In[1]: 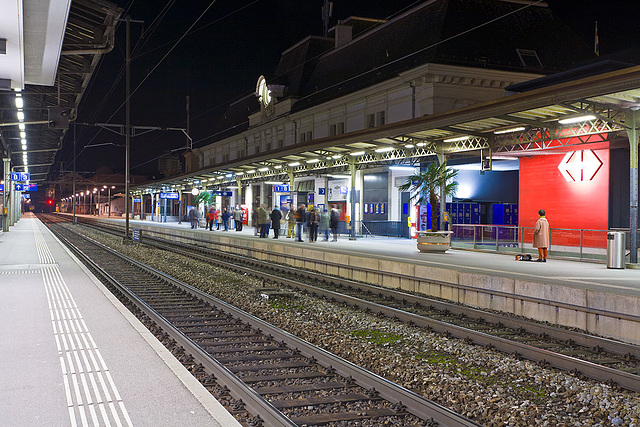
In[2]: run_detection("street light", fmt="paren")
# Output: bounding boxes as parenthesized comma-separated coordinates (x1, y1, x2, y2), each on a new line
(103, 185, 115, 217)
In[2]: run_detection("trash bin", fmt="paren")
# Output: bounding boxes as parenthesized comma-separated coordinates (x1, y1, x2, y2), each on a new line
(607, 231, 626, 269)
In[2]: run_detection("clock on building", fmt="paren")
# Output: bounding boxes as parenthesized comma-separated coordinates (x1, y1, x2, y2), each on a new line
(256, 75, 272, 107)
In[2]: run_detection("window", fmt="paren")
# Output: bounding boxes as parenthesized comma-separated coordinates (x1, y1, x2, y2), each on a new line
(301, 131, 313, 142)
(367, 113, 375, 128)
(330, 122, 345, 136)
(377, 111, 386, 126)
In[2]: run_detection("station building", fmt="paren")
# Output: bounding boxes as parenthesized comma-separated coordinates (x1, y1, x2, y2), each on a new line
(129, 0, 640, 261)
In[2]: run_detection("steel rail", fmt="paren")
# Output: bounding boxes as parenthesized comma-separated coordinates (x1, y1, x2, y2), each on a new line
(82, 216, 640, 325)
(46, 217, 479, 427)
(92, 222, 639, 394)
(46, 222, 296, 427)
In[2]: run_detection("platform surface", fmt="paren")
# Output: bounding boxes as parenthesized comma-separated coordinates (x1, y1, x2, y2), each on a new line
(0, 214, 241, 427)
(102, 215, 640, 298)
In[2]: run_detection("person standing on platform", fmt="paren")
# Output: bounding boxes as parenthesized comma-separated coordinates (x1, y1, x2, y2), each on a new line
(258, 204, 270, 238)
(233, 206, 243, 231)
(330, 208, 339, 242)
(286, 207, 296, 239)
(533, 209, 550, 262)
(252, 209, 259, 236)
(214, 208, 220, 230)
(208, 206, 216, 230)
(189, 207, 198, 229)
(320, 209, 330, 241)
(221, 208, 230, 231)
(270, 206, 282, 239)
(295, 204, 306, 242)
(308, 206, 319, 242)
(204, 205, 211, 230)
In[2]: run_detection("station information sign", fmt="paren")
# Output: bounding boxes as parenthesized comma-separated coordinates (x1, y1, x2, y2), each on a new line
(22, 194, 31, 199)
(11, 172, 31, 182)
(273, 184, 290, 193)
(133, 198, 142, 203)
(14, 183, 37, 191)
(159, 192, 179, 199)
(214, 191, 232, 197)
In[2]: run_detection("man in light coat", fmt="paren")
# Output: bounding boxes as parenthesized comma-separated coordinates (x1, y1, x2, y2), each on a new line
(533, 209, 550, 262)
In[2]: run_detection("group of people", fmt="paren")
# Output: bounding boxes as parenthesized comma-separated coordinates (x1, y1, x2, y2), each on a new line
(188, 206, 245, 231)
(249, 204, 340, 242)
(189, 204, 340, 242)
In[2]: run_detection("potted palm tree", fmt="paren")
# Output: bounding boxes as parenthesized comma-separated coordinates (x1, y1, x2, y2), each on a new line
(398, 161, 458, 252)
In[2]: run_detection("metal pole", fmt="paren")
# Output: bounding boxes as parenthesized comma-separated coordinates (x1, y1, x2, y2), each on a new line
(124, 15, 131, 240)
(72, 127, 76, 224)
(349, 159, 356, 240)
(629, 109, 639, 264)
(2, 158, 9, 232)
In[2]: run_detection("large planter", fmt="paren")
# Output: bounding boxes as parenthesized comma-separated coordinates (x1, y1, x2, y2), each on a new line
(416, 231, 453, 253)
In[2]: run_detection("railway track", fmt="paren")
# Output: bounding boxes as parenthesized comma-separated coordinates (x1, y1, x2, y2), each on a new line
(42, 215, 478, 426)
(61, 214, 640, 394)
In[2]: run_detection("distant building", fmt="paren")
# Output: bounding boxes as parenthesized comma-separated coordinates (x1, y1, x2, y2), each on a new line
(158, 152, 183, 178)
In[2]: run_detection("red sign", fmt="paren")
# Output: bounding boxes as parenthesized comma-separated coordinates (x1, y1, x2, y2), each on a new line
(557, 149, 603, 182)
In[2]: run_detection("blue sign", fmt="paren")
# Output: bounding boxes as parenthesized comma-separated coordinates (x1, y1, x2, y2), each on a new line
(286, 198, 293, 203)
(11, 172, 30, 182)
(159, 192, 179, 199)
(214, 191, 232, 197)
(132, 229, 141, 242)
(14, 183, 37, 191)
(133, 198, 142, 203)
(340, 186, 348, 194)
(0, 184, 3, 191)
(22, 194, 30, 199)
(273, 184, 290, 193)
(318, 188, 325, 195)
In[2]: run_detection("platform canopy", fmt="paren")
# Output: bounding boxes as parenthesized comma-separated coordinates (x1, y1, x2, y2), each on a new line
(0, 0, 122, 183)
(133, 64, 640, 192)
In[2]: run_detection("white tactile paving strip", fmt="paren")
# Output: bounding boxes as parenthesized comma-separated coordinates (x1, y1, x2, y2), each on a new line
(34, 223, 134, 427)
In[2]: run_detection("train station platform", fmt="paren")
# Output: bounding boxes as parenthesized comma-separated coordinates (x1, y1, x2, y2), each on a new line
(0, 213, 241, 427)
(86, 214, 640, 346)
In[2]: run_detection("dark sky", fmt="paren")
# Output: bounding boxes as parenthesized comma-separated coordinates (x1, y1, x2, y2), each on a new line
(58, 0, 640, 178)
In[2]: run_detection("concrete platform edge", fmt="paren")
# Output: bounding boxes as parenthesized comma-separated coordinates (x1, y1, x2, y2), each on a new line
(48, 224, 242, 427)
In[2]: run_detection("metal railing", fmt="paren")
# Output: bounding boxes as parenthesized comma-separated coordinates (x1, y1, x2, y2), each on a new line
(449, 224, 638, 261)
(358, 221, 404, 237)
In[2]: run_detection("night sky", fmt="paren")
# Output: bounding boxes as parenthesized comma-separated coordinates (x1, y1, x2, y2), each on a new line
(57, 0, 640, 179)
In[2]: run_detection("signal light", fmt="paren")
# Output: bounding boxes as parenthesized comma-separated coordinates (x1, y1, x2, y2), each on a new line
(47, 199, 54, 205)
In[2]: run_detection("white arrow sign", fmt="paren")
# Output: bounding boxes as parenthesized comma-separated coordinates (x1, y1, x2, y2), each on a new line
(557, 149, 603, 182)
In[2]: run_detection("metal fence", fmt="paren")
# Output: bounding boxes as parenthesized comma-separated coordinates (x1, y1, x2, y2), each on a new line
(359, 221, 404, 237)
(449, 224, 638, 261)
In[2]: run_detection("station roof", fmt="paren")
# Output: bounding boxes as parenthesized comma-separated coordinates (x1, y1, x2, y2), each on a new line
(0, 0, 122, 183)
(133, 64, 640, 194)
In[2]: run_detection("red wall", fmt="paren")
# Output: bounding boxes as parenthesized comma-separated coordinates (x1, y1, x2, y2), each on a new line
(519, 146, 609, 247)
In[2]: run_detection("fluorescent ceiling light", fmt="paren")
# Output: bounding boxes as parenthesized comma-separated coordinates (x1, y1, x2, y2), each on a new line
(235, 172, 244, 175)
(247, 170, 256, 174)
(416, 142, 426, 147)
(375, 146, 394, 153)
(443, 136, 469, 143)
(332, 154, 342, 159)
(19, 124, 25, 130)
(494, 126, 525, 135)
(389, 165, 416, 170)
(265, 181, 283, 185)
(225, 173, 233, 177)
(350, 151, 365, 156)
(258, 167, 269, 171)
(20, 131, 26, 138)
(328, 174, 350, 179)
(17, 111, 24, 121)
(288, 162, 300, 167)
(274, 165, 283, 169)
(15, 98, 23, 109)
(405, 144, 414, 148)
(558, 115, 596, 124)
(306, 158, 320, 163)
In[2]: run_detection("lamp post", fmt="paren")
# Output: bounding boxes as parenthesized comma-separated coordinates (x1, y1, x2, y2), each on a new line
(95, 188, 100, 215)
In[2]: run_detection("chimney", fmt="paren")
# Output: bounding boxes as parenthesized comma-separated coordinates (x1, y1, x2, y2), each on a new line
(334, 21, 353, 48)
